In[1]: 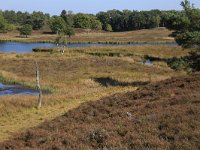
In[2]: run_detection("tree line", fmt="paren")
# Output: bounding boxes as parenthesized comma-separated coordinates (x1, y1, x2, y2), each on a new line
(0, 9, 190, 33)
(0, 3, 199, 36)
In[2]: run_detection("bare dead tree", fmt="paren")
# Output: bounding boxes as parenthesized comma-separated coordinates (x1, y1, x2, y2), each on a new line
(35, 61, 42, 108)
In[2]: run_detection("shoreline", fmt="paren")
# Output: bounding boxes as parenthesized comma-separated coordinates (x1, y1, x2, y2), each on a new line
(0, 39, 176, 44)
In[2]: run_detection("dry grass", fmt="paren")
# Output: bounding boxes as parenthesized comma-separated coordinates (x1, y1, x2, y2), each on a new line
(0, 28, 174, 44)
(63, 45, 188, 59)
(1, 72, 199, 150)
(0, 45, 187, 142)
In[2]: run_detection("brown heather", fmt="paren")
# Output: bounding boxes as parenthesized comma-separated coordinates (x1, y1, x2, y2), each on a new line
(0, 72, 199, 150)
(0, 28, 197, 150)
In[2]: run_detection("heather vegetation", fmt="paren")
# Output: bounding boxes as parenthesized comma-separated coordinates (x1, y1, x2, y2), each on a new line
(0, 0, 199, 149)
(0, 45, 188, 142)
(1, 72, 199, 149)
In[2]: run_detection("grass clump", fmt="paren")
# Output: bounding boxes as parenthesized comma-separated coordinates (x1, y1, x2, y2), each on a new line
(32, 47, 54, 53)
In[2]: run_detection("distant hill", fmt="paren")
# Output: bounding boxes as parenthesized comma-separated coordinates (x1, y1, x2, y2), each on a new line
(1, 72, 200, 150)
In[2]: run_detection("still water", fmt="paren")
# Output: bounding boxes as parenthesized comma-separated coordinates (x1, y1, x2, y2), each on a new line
(0, 83, 38, 96)
(0, 42, 177, 53)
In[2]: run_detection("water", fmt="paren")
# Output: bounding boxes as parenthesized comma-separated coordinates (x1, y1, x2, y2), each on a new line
(143, 60, 153, 65)
(0, 42, 56, 53)
(138, 60, 153, 66)
(0, 83, 38, 96)
(0, 42, 177, 53)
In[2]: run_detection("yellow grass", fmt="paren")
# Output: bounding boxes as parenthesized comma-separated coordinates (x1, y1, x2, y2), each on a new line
(0, 28, 174, 44)
(0, 45, 187, 142)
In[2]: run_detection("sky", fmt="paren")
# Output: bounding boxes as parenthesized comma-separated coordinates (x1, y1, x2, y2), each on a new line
(0, 0, 200, 15)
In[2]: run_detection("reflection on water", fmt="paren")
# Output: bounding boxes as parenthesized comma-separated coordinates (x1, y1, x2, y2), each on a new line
(0, 83, 38, 96)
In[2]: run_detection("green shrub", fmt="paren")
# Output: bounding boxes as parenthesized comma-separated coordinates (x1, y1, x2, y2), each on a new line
(167, 52, 200, 71)
(167, 57, 189, 70)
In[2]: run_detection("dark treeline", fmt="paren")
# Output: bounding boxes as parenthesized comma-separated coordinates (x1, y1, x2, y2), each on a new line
(96, 9, 183, 31)
(0, 10, 50, 30)
(0, 9, 186, 33)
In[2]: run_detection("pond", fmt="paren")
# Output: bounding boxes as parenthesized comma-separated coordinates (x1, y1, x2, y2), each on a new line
(0, 83, 38, 96)
(0, 42, 177, 53)
(137, 60, 153, 66)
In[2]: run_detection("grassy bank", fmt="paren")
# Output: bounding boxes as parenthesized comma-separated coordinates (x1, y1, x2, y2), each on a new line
(0, 45, 187, 141)
(0, 28, 175, 44)
(33, 45, 188, 59)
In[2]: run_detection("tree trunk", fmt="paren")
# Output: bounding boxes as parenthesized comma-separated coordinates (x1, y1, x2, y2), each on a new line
(35, 61, 42, 108)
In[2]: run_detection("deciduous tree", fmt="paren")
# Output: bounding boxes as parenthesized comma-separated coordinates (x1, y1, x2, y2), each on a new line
(0, 13, 7, 32)
(64, 26, 75, 38)
(49, 16, 66, 34)
(18, 24, 32, 37)
(73, 13, 91, 29)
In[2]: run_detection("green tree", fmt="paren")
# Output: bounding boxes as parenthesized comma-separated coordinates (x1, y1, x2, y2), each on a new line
(0, 13, 7, 32)
(16, 11, 29, 25)
(90, 18, 102, 30)
(49, 16, 66, 34)
(18, 24, 32, 37)
(105, 24, 112, 32)
(64, 26, 75, 38)
(121, 10, 132, 30)
(6, 24, 16, 31)
(166, 0, 200, 71)
(60, 10, 67, 22)
(96, 12, 111, 30)
(167, 0, 200, 49)
(60, 10, 74, 27)
(0, 12, 16, 32)
(108, 10, 122, 31)
(129, 11, 146, 30)
(159, 11, 180, 27)
(149, 14, 161, 28)
(73, 13, 91, 29)
(31, 11, 47, 30)
(3, 10, 17, 24)
(25, 15, 33, 26)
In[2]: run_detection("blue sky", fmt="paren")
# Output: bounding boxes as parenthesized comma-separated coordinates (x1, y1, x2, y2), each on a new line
(0, 0, 200, 15)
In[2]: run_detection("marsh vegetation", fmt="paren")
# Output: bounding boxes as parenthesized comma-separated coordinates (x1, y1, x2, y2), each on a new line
(0, 44, 188, 141)
(0, 0, 199, 149)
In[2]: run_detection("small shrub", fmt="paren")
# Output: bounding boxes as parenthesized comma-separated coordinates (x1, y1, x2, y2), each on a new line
(32, 47, 54, 53)
(167, 57, 189, 70)
(167, 52, 200, 71)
